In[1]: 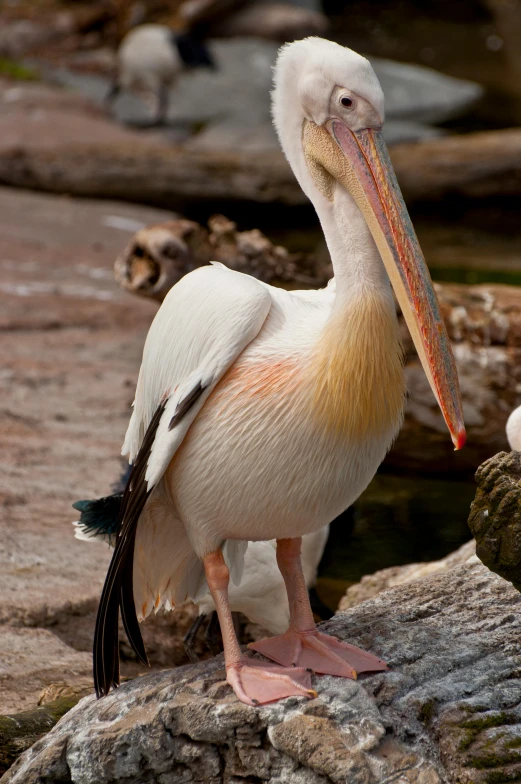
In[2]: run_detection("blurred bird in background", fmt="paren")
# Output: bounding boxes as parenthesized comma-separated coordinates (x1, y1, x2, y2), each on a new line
(105, 24, 215, 125)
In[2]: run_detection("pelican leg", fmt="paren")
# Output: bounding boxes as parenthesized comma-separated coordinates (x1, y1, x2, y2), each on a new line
(248, 538, 388, 678)
(104, 80, 121, 113)
(203, 549, 316, 706)
(183, 612, 207, 663)
(204, 611, 222, 656)
(156, 83, 169, 126)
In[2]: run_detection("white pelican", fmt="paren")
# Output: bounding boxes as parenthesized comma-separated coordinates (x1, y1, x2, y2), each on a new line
(106, 25, 215, 125)
(95, 37, 465, 706)
(507, 406, 521, 451)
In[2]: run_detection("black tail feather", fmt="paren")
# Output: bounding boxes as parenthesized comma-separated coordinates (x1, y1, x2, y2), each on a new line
(72, 495, 122, 543)
(93, 401, 167, 697)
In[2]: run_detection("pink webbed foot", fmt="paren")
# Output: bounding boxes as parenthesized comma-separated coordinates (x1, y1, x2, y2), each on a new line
(248, 629, 388, 679)
(226, 657, 317, 706)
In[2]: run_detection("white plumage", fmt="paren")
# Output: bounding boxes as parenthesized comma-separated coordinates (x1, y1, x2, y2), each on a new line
(107, 24, 214, 124)
(128, 265, 393, 619)
(118, 25, 182, 96)
(507, 405, 521, 451)
(95, 37, 464, 706)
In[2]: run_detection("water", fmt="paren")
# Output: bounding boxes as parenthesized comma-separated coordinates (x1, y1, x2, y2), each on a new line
(265, 197, 521, 288)
(317, 471, 477, 608)
(415, 201, 521, 286)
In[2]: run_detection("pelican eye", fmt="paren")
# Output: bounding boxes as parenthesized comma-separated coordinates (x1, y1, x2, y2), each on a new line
(340, 95, 353, 108)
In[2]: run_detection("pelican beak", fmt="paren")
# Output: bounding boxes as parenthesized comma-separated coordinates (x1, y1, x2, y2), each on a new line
(303, 119, 465, 450)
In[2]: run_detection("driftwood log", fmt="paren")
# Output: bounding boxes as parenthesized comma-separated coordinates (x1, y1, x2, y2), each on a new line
(114, 214, 327, 300)
(0, 684, 91, 777)
(3, 127, 521, 209)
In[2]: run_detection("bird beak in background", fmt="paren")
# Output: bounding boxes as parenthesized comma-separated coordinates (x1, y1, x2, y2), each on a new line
(303, 119, 466, 450)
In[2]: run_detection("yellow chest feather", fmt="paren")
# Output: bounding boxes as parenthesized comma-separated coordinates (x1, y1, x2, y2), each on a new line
(311, 293, 405, 441)
(202, 293, 404, 444)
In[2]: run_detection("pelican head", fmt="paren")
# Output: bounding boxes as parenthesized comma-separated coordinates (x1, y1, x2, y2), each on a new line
(273, 37, 465, 450)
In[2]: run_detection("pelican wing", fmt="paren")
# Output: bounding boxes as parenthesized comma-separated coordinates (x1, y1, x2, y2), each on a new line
(123, 264, 272, 486)
(94, 264, 272, 697)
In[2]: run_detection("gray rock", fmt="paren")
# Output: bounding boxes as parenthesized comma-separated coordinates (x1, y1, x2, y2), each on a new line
(46, 38, 482, 149)
(4, 562, 521, 783)
(339, 539, 477, 611)
(371, 58, 483, 125)
(379, 119, 445, 146)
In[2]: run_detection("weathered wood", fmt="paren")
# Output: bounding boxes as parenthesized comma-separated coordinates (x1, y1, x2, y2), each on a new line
(2, 128, 521, 209)
(114, 214, 326, 300)
(391, 128, 521, 201)
(0, 141, 303, 208)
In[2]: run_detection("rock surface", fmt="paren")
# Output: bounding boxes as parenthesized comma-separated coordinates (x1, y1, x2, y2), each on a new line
(0, 185, 210, 717)
(4, 561, 521, 784)
(468, 450, 521, 592)
(339, 539, 477, 611)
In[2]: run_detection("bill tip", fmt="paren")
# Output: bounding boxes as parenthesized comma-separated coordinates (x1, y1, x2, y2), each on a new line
(453, 428, 466, 451)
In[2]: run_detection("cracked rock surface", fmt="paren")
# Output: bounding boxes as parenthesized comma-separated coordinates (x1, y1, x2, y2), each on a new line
(4, 561, 521, 784)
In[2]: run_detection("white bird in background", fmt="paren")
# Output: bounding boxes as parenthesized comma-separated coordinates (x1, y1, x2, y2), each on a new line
(106, 24, 215, 125)
(72, 499, 330, 640)
(506, 406, 521, 450)
(94, 37, 465, 707)
(196, 526, 331, 636)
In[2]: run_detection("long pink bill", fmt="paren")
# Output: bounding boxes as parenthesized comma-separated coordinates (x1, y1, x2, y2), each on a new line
(330, 121, 465, 450)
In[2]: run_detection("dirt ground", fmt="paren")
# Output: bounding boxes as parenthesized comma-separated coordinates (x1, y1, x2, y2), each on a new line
(0, 185, 210, 714)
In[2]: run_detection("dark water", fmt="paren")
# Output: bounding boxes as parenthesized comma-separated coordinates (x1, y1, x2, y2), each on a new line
(266, 198, 521, 288)
(317, 472, 477, 608)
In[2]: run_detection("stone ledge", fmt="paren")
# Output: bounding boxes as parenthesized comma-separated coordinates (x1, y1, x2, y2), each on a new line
(4, 562, 521, 784)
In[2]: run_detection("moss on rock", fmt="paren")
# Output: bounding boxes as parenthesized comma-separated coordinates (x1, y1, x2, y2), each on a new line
(0, 691, 89, 775)
(468, 451, 521, 592)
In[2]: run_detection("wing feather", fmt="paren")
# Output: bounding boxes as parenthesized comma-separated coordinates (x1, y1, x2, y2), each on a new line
(94, 265, 272, 697)
(124, 265, 272, 487)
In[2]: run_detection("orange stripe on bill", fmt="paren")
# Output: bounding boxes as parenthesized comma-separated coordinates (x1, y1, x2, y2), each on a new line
(328, 120, 466, 450)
